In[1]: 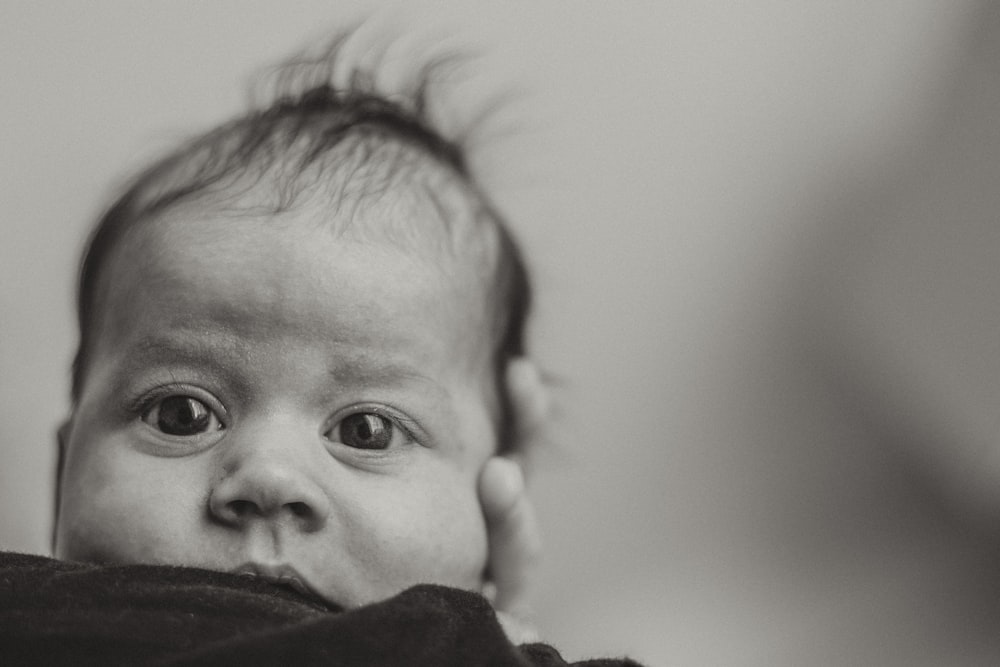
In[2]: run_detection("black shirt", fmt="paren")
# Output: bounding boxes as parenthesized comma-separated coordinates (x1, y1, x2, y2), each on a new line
(0, 552, 642, 666)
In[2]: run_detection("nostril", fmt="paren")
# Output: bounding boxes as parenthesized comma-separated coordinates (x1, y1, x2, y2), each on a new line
(287, 502, 311, 518)
(209, 473, 329, 530)
(228, 499, 258, 518)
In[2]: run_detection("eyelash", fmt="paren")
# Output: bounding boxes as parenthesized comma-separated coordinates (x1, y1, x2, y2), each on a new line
(128, 387, 426, 449)
(325, 405, 423, 449)
(128, 384, 226, 425)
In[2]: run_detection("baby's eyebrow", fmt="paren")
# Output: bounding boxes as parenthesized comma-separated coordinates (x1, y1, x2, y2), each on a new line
(107, 334, 247, 391)
(327, 357, 448, 398)
(122, 334, 247, 368)
(117, 334, 449, 398)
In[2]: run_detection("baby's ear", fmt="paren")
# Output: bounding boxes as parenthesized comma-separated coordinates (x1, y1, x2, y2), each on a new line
(504, 357, 550, 462)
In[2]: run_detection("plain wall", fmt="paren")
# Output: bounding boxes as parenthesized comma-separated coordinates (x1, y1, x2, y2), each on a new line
(0, 2, 979, 664)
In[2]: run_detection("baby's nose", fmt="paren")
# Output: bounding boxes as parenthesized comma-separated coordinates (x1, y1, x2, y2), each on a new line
(208, 427, 330, 532)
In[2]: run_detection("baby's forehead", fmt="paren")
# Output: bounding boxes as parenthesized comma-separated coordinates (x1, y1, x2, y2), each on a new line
(96, 196, 500, 381)
(96, 156, 500, 354)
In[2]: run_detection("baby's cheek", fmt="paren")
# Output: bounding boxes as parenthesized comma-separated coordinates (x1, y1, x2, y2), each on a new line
(58, 437, 194, 563)
(425, 490, 489, 587)
(362, 477, 488, 592)
(58, 464, 138, 561)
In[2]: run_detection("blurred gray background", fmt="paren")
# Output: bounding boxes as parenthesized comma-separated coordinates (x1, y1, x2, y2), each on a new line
(4, 2, 1000, 664)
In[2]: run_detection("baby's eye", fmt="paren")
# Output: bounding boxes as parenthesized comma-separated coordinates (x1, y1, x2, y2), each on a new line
(142, 395, 223, 437)
(334, 413, 395, 450)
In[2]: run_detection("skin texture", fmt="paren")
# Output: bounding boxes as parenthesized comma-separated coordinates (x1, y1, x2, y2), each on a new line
(54, 196, 505, 609)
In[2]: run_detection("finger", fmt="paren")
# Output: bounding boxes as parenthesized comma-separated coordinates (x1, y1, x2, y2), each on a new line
(479, 456, 542, 615)
(506, 358, 549, 448)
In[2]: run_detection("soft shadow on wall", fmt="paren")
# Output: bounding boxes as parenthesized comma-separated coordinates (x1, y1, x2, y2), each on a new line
(741, 4, 1000, 664)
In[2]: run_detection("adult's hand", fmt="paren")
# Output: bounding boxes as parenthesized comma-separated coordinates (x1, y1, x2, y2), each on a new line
(479, 358, 547, 642)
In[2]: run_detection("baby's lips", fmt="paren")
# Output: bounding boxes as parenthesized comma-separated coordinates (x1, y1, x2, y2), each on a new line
(231, 561, 334, 608)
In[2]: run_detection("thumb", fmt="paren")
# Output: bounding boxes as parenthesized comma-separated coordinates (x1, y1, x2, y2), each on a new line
(479, 456, 542, 617)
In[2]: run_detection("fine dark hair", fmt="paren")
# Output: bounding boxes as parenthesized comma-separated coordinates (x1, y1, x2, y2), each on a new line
(70, 36, 531, 452)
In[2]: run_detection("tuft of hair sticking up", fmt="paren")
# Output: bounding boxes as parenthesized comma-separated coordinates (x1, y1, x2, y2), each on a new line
(71, 29, 532, 452)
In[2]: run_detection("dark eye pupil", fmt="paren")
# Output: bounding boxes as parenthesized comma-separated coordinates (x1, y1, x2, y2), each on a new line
(340, 414, 392, 449)
(157, 396, 211, 436)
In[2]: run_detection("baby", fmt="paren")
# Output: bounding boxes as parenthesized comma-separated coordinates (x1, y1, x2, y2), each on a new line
(50, 40, 544, 613)
(0, 35, 643, 667)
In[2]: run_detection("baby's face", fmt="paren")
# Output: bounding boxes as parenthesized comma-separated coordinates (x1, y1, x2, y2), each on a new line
(54, 199, 497, 608)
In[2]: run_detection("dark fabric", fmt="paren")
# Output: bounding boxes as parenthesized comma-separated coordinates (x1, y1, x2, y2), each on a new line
(0, 552, 642, 666)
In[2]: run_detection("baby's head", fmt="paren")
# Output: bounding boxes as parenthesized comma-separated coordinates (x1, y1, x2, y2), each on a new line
(52, 43, 531, 609)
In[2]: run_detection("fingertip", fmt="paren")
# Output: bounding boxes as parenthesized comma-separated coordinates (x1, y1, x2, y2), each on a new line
(506, 357, 538, 391)
(505, 357, 550, 430)
(480, 456, 525, 517)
